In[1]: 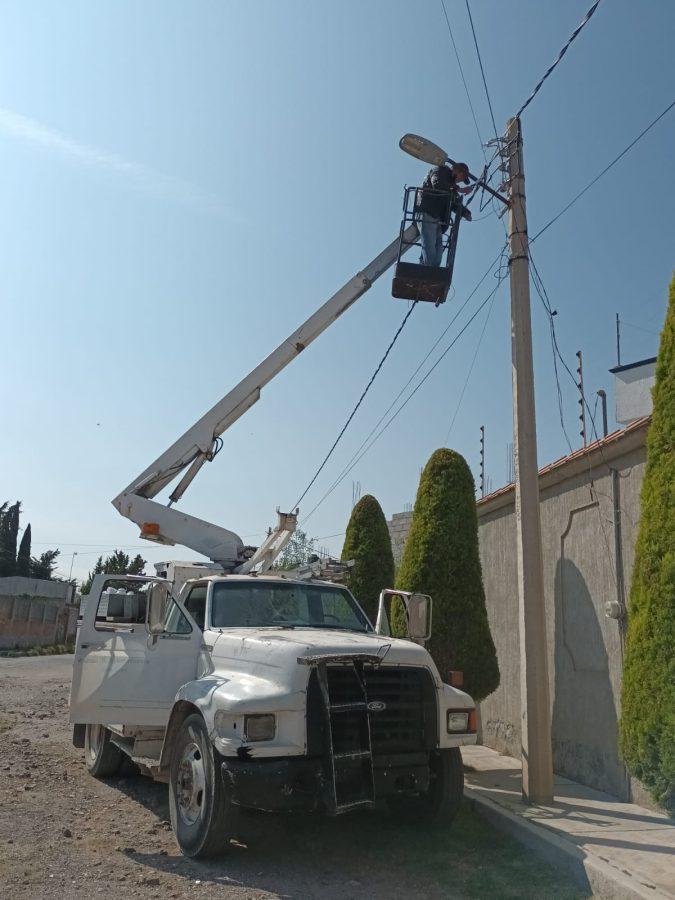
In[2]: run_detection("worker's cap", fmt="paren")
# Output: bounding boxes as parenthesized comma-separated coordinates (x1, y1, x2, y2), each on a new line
(452, 162, 471, 184)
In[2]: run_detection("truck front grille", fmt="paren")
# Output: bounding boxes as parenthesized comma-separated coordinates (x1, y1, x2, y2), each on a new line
(306, 665, 437, 757)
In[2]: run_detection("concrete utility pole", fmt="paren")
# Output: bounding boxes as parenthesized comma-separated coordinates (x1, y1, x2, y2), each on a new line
(505, 116, 554, 804)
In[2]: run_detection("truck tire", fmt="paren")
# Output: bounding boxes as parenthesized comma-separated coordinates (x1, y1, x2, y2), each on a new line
(84, 724, 123, 778)
(388, 748, 463, 825)
(169, 713, 239, 859)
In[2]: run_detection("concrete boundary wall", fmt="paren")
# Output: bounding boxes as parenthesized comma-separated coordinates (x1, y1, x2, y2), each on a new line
(0, 577, 77, 649)
(387, 418, 652, 806)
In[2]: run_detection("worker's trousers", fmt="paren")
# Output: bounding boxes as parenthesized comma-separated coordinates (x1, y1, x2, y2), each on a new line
(417, 212, 444, 267)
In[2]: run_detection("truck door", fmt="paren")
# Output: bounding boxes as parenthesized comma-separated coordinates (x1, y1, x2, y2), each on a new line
(70, 575, 203, 727)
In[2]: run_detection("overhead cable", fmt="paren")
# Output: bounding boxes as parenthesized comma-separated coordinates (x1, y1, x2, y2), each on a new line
(443, 287, 498, 444)
(439, 0, 487, 161)
(531, 99, 675, 241)
(464, 0, 499, 141)
(514, 0, 604, 119)
(302, 268, 508, 524)
(291, 301, 418, 510)
(298, 247, 505, 516)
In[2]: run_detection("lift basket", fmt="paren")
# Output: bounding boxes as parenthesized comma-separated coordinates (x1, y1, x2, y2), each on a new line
(392, 185, 462, 306)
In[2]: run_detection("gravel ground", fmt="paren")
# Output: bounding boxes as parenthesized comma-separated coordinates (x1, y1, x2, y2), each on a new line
(0, 655, 587, 899)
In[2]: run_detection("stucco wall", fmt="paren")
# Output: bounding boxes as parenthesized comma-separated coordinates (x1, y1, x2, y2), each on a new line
(387, 419, 650, 803)
(613, 361, 655, 424)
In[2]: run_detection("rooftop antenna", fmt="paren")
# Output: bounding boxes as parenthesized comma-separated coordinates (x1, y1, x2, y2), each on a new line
(616, 313, 621, 366)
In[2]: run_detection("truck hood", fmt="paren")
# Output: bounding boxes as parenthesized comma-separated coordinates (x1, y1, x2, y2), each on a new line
(206, 627, 438, 685)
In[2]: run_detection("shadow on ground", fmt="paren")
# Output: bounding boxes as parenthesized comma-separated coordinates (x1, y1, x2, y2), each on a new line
(108, 776, 589, 900)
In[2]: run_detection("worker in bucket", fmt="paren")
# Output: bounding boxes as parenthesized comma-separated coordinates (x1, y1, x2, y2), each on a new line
(416, 161, 473, 267)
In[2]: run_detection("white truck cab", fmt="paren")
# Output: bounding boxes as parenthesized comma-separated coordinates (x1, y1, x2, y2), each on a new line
(70, 570, 477, 858)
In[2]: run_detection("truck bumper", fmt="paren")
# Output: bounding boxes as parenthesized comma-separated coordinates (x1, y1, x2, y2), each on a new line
(220, 752, 432, 813)
(221, 757, 325, 812)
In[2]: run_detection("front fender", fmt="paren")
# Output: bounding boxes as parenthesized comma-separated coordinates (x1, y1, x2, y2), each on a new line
(173, 671, 308, 758)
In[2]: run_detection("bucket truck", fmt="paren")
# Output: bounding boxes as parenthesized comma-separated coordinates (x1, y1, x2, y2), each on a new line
(69, 225, 477, 859)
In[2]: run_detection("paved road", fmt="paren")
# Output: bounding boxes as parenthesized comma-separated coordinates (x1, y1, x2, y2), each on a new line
(0, 655, 586, 899)
(0, 652, 75, 679)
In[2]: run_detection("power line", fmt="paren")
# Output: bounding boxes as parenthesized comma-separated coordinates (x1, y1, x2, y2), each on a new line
(294, 96, 669, 529)
(302, 268, 508, 524)
(439, 0, 487, 161)
(296, 247, 505, 517)
(464, 0, 499, 141)
(443, 286, 497, 444)
(291, 301, 418, 510)
(514, 0, 604, 119)
(528, 251, 625, 591)
(531, 99, 675, 242)
(615, 319, 660, 338)
(529, 248, 610, 457)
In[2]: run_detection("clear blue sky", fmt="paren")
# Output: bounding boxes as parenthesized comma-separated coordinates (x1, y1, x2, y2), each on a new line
(1, 0, 672, 583)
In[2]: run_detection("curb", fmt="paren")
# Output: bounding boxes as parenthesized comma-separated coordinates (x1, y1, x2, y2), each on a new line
(465, 786, 670, 900)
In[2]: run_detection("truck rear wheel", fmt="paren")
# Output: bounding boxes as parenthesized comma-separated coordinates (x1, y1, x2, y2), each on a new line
(169, 713, 239, 859)
(84, 724, 123, 778)
(388, 747, 463, 825)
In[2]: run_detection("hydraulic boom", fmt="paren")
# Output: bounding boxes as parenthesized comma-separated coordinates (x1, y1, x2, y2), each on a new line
(112, 225, 417, 571)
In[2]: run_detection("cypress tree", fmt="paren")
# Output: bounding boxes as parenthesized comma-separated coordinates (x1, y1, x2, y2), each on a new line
(16, 524, 31, 577)
(29, 549, 60, 580)
(341, 494, 395, 622)
(620, 275, 675, 812)
(0, 501, 20, 577)
(392, 449, 499, 702)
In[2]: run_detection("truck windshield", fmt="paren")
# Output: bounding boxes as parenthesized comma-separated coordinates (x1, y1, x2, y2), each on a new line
(210, 582, 372, 632)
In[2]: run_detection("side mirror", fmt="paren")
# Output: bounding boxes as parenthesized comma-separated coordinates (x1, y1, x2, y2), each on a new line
(406, 592, 432, 642)
(374, 589, 433, 643)
(146, 582, 170, 635)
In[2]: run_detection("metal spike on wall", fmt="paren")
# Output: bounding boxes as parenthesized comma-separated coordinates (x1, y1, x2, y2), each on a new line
(480, 425, 486, 497)
(576, 350, 587, 447)
(506, 441, 515, 483)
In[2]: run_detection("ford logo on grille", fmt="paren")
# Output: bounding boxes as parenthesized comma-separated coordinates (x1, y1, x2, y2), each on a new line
(367, 700, 386, 712)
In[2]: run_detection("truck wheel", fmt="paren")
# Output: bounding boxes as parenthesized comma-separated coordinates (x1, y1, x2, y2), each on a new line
(388, 748, 463, 825)
(169, 713, 238, 859)
(84, 724, 123, 778)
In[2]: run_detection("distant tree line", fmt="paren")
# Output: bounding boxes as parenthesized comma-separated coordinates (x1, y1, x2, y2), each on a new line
(0, 501, 61, 580)
(80, 550, 146, 596)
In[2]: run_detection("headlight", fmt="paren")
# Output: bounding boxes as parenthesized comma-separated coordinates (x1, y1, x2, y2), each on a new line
(244, 714, 276, 742)
(447, 711, 469, 733)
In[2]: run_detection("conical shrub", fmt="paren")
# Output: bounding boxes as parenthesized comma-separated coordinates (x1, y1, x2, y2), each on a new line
(341, 494, 395, 623)
(392, 448, 499, 702)
(620, 275, 675, 812)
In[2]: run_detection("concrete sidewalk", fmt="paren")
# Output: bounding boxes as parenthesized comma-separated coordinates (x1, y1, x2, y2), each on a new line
(462, 746, 674, 899)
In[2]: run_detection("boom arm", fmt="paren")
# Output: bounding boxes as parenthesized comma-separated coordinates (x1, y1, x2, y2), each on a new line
(112, 224, 417, 569)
